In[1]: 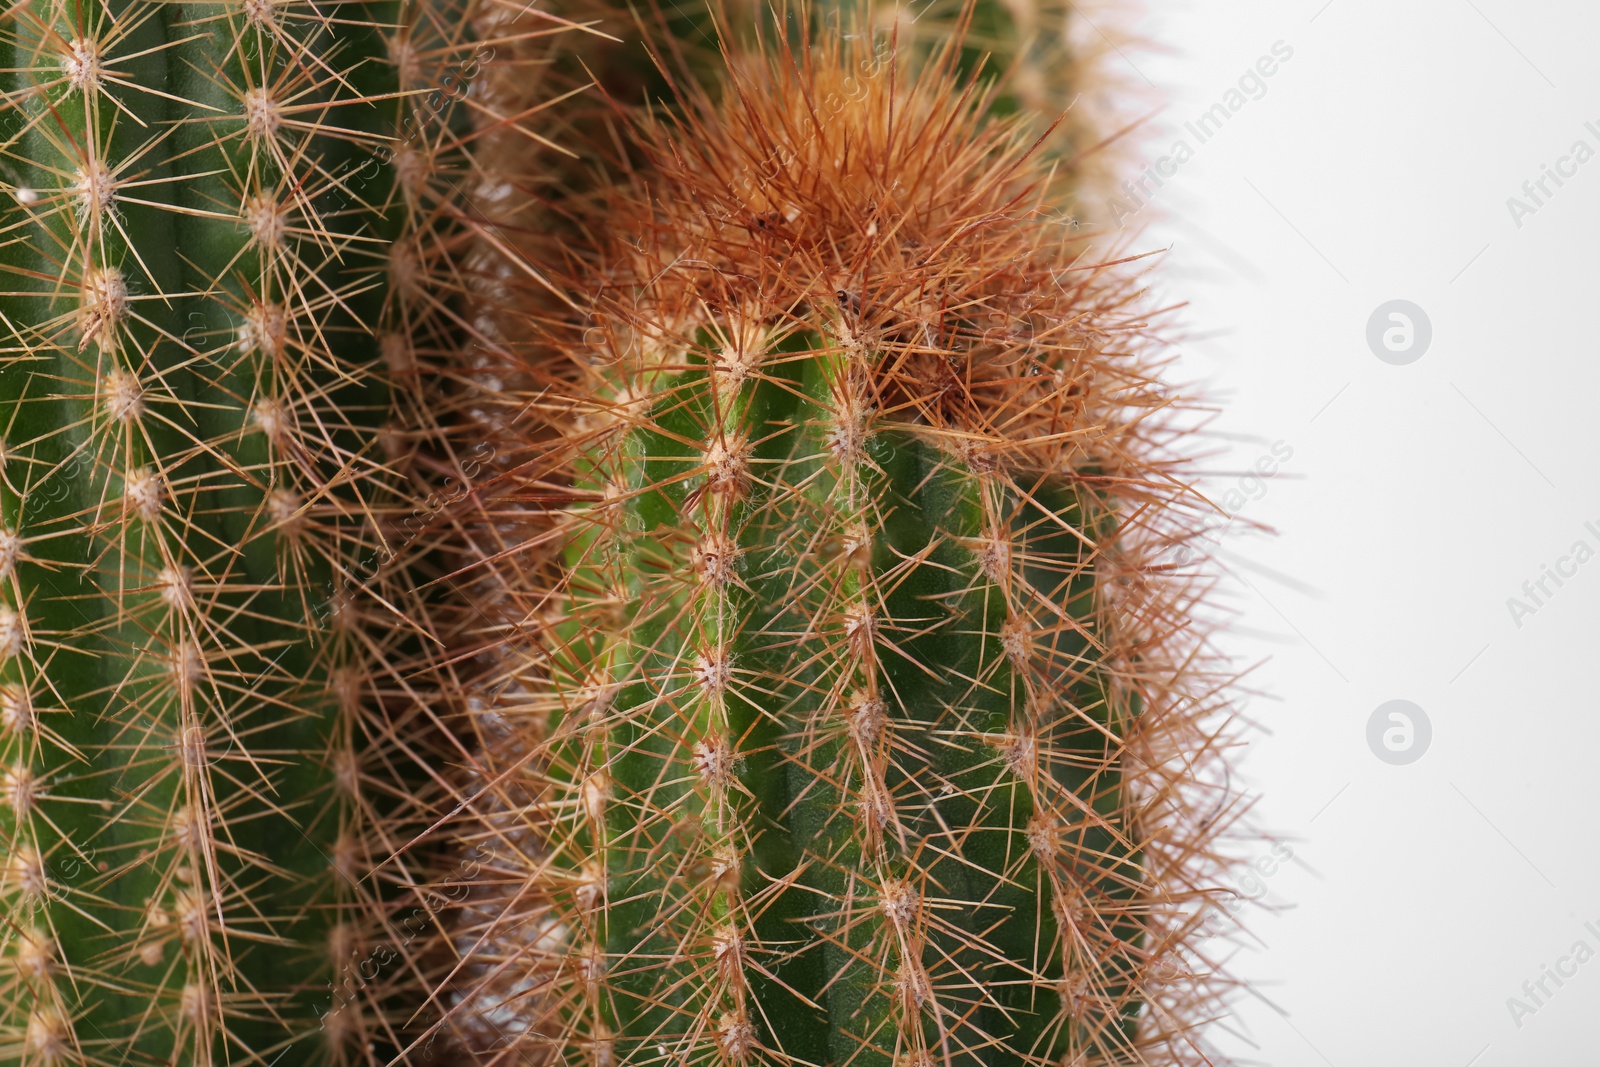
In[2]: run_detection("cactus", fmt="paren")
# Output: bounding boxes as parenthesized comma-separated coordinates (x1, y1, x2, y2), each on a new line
(427, 23, 1236, 1065)
(0, 0, 490, 1059)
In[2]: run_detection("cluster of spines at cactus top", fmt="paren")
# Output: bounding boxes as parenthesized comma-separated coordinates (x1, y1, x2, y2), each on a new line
(419, 15, 1241, 1066)
(0, 0, 512, 1060)
(557, 0, 1123, 225)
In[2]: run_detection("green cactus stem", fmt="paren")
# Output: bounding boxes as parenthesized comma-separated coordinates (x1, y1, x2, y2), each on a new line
(0, 0, 477, 1059)
(430, 25, 1235, 1066)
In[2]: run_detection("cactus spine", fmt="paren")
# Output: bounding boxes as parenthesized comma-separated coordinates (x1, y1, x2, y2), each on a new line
(0, 0, 465, 1059)
(431, 25, 1235, 1065)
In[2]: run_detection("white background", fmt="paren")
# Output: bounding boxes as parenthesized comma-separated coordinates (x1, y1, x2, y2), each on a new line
(1101, 1, 1600, 1064)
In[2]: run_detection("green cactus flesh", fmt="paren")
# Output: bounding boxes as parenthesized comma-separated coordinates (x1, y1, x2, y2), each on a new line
(0, 0, 441, 1059)
(542, 337, 1146, 1063)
